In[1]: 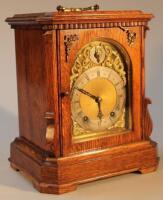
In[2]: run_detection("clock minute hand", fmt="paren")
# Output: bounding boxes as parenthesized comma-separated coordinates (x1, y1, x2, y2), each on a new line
(97, 98, 103, 120)
(75, 87, 98, 101)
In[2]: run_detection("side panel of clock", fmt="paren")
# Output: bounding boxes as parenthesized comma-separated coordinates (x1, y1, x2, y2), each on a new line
(59, 27, 142, 156)
(14, 29, 60, 157)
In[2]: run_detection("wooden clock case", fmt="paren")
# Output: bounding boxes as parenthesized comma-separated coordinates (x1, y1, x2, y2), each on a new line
(6, 9, 159, 194)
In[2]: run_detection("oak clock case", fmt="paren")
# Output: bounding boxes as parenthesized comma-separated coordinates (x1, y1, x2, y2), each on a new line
(6, 6, 159, 195)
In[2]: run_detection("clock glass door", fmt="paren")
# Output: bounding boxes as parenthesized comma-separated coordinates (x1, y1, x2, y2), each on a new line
(59, 28, 142, 155)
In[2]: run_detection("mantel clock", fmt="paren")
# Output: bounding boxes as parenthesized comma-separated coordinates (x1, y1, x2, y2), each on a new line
(6, 5, 159, 194)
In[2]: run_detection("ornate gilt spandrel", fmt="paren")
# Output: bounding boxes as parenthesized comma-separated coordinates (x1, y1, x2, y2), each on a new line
(118, 26, 136, 46)
(64, 34, 79, 62)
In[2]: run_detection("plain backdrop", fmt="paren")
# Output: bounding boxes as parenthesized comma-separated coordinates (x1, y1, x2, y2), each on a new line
(0, 0, 163, 199)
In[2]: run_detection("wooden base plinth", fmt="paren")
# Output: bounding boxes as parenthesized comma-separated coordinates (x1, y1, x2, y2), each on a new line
(9, 138, 159, 194)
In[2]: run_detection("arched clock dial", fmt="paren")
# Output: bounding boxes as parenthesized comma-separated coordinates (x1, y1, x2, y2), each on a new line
(71, 66, 126, 132)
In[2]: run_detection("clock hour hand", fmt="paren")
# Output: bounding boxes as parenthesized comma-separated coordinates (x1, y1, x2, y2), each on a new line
(74, 87, 98, 101)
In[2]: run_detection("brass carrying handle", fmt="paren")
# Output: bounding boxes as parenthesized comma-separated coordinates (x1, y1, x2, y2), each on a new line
(57, 4, 99, 12)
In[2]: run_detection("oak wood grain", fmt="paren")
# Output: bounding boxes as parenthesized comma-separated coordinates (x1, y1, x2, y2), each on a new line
(15, 29, 60, 156)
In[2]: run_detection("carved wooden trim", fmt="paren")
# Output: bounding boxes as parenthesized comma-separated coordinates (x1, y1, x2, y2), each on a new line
(9, 21, 149, 30)
(143, 98, 153, 139)
(42, 21, 148, 30)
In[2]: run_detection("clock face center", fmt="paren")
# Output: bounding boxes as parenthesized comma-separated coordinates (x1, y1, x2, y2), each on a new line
(79, 78, 117, 120)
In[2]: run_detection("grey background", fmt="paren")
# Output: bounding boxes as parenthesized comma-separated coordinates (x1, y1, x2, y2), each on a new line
(0, 0, 163, 199)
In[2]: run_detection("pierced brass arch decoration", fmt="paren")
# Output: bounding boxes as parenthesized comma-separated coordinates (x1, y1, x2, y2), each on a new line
(70, 40, 127, 89)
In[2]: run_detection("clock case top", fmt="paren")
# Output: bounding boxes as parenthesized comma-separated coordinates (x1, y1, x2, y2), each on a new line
(6, 10, 154, 158)
(6, 10, 153, 29)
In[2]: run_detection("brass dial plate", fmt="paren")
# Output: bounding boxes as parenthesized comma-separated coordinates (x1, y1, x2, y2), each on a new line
(70, 40, 131, 139)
